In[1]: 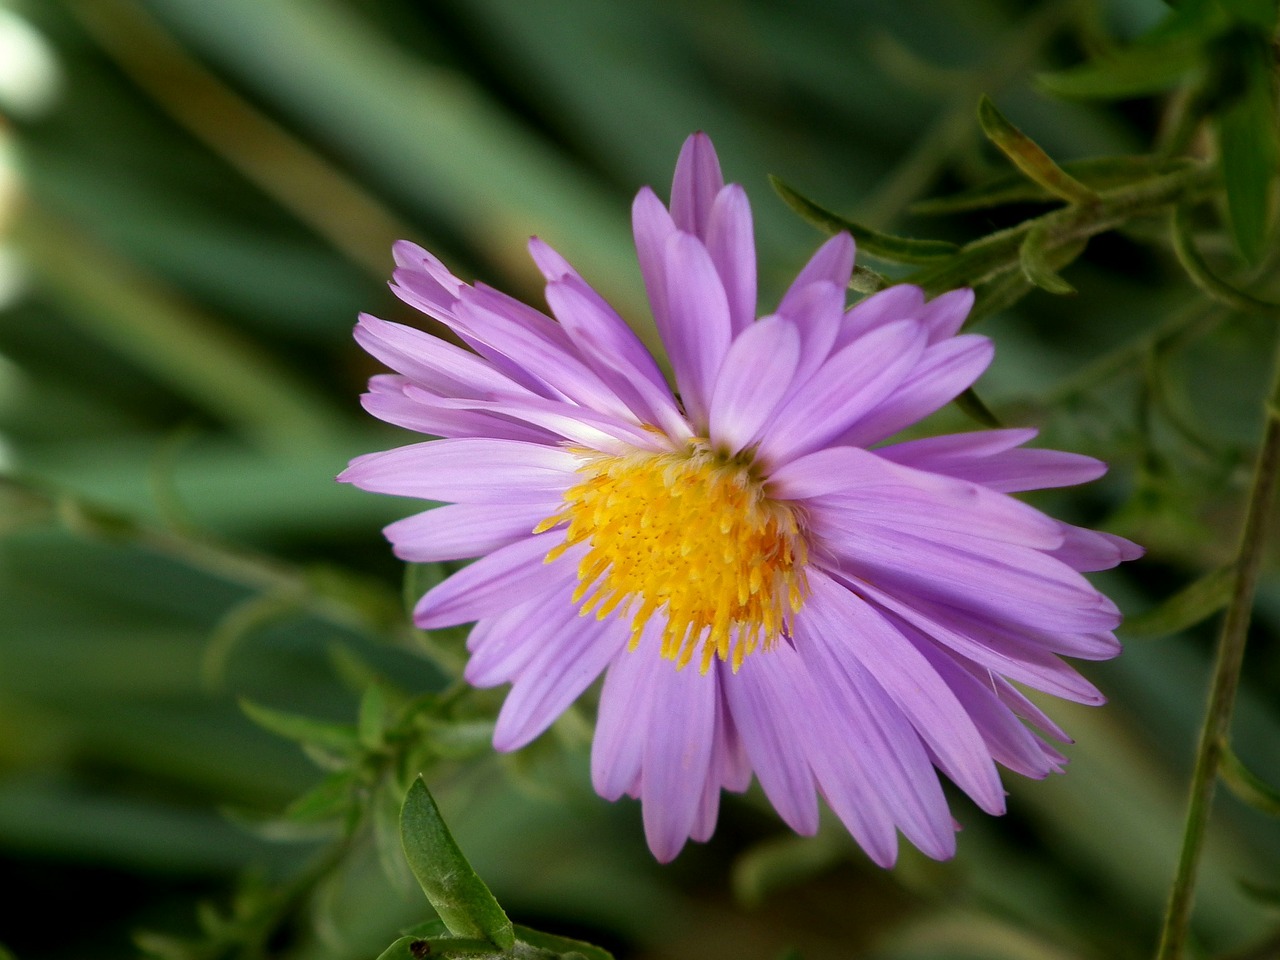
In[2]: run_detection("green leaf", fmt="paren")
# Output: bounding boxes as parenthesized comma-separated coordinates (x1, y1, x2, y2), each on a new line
(912, 156, 1192, 215)
(238, 698, 360, 753)
(513, 924, 616, 960)
(769, 177, 959, 264)
(1123, 565, 1234, 636)
(1220, 743, 1280, 816)
(400, 777, 515, 950)
(1036, 37, 1204, 99)
(1018, 222, 1078, 295)
(978, 97, 1100, 205)
(1217, 45, 1279, 263)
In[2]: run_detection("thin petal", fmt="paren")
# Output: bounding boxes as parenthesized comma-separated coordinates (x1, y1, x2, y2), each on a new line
(415, 534, 571, 629)
(756, 321, 927, 466)
(354, 314, 524, 399)
(704, 184, 757, 334)
(384, 502, 554, 562)
(838, 335, 995, 447)
(632, 187, 679, 337)
(670, 131, 724, 236)
(708, 317, 801, 455)
(1053, 525, 1145, 571)
(339, 438, 579, 502)
(494, 613, 628, 750)
(770, 445, 1063, 549)
(662, 231, 734, 426)
(360, 385, 553, 443)
(916, 287, 975, 341)
(640, 654, 718, 862)
(778, 281, 846, 385)
(778, 233, 854, 314)
(806, 573, 1004, 814)
(725, 646, 821, 834)
(836, 284, 925, 351)
(797, 607, 957, 862)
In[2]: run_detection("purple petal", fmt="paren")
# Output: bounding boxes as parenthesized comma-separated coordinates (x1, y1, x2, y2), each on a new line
(708, 317, 802, 455)
(704, 184, 757, 334)
(805, 571, 1005, 817)
(724, 646, 821, 834)
(360, 384, 554, 443)
(670, 132, 724, 236)
(593, 631, 659, 801)
(354, 314, 525, 399)
(916, 287, 975, 341)
(662, 231, 734, 427)
(544, 275, 691, 439)
(384, 502, 554, 562)
(338, 438, 579, 502)
(777, 281, 846, 385)
(452, 288, 636, 421)
(632, 187, 680, 337)
(770, 446, 1063, 549)
(494, 612, 628, 750)
(829, 522, 1120, 636)
(1052, 524, 1144, 571)
(796, 606, 958, 862)
(907, 633, 1066, 779)
(848, 579, 1106, 704)
(405, 386, 659, 451)
(877, 428, 1039, 468)
(640, 653, 718, 862)
(835, 284, 925, 351)
(415, 534, 572, 629)
(778, 233, 855, 313)
(756, 320, 927, 466)
(838, 335, 995, 447)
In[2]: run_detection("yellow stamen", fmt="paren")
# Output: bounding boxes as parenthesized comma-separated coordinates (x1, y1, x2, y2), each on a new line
(536, 438, 809, 672)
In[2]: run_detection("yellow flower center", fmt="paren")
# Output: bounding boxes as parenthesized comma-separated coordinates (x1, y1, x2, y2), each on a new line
(537, 439, 808, 672)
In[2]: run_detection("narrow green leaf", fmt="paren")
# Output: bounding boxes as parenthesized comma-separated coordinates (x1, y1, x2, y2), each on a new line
(1220, 743, 1280, 816)
(238, 698, 360, 752)
(769, 177, 958, 264)
(1019, 223, 1078, 295)
(1171, 205, 1280, 315)
(400, 777, 515, 950)
(1124, 565, 1234, 636)
(513, 924, 615, 960)
(1036, 38, 1203, 99)
(978, 97, 1100, 205)
(1217, 49, 1279, 263)
(912, 156, 1191, 215)
(358, 682, 389, 750)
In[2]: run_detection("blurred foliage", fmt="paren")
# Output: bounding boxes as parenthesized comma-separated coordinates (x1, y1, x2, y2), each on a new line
(1, 1, 1279, 959)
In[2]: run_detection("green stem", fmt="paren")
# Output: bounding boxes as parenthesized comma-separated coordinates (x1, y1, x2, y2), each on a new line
(1155, 333, 1280, 959)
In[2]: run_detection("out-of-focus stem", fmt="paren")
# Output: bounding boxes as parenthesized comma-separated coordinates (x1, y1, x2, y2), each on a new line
(1155, 334, 1280, 959)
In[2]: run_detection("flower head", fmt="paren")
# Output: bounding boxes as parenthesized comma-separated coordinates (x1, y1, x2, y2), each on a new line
(339, 133, 1141, 865)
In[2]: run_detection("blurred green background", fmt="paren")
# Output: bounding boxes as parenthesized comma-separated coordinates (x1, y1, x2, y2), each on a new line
(1, 0, 1278, 958)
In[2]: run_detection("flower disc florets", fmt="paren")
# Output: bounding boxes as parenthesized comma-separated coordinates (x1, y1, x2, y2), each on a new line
(538, 438, 808, 673)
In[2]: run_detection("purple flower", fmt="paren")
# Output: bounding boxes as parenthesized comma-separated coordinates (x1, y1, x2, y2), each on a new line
(340, 133, 1141, 865)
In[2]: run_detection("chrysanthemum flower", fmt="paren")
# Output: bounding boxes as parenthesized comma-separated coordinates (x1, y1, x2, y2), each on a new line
(339, 133, 1141, 865)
